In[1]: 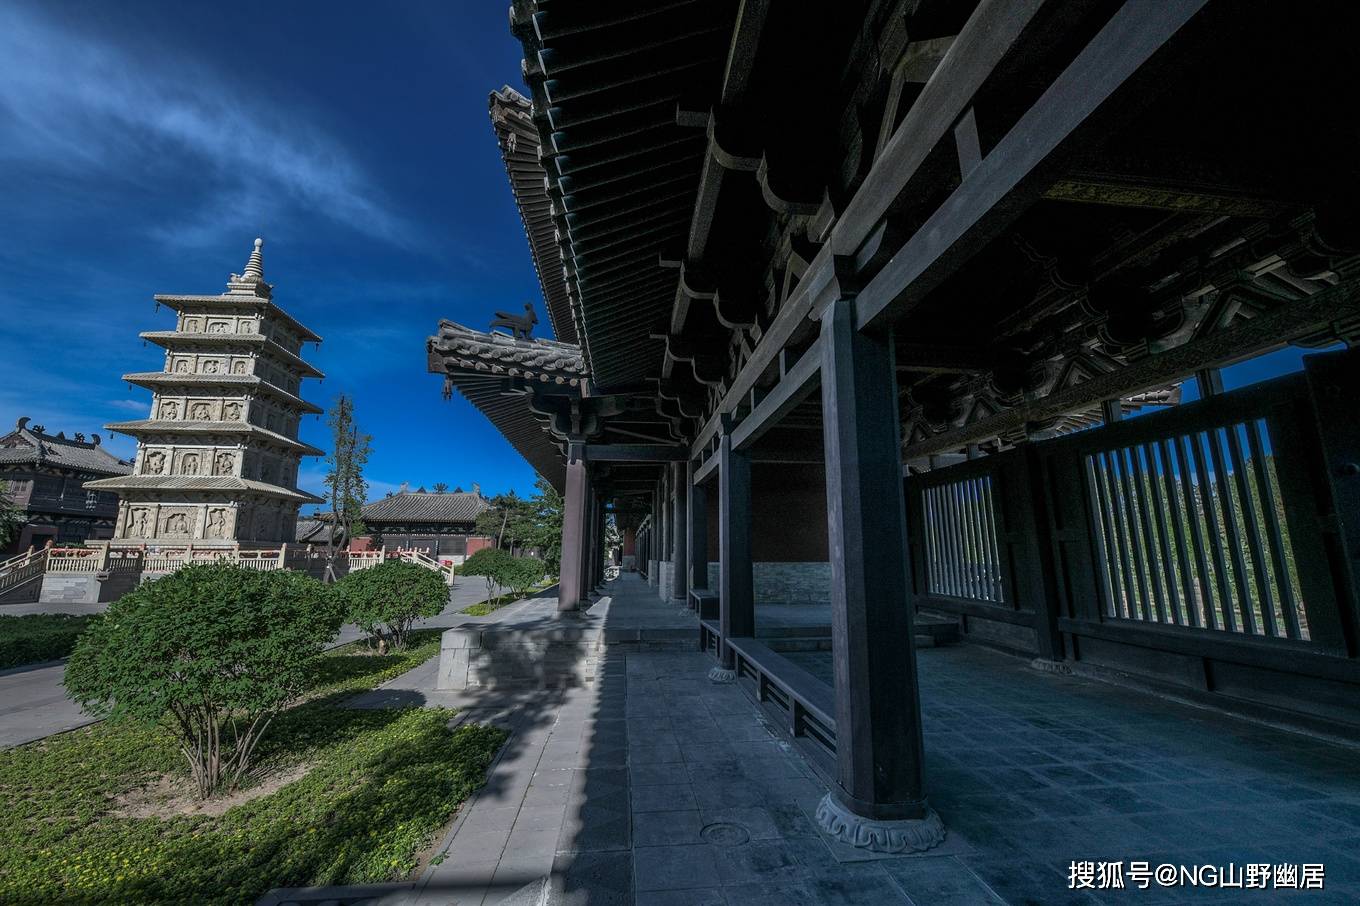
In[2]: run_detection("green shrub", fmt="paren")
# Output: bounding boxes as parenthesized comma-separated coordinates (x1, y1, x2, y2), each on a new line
(458, 547, 515, 599)
(502, 556, 545, 598)
(0, 614, 94, 669)
(334, 560, 448, 653)
(0, 702, 505, 904)
(64, 563, 343, 798)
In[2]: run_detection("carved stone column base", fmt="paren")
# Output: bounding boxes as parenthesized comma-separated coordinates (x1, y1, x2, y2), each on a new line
(707, 666, 736, 684)
(1030, 657, 1073, 676)
(815, 793, 946, 854)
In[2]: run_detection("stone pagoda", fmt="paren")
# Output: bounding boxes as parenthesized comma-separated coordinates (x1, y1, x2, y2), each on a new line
(87, 239, 324, 546)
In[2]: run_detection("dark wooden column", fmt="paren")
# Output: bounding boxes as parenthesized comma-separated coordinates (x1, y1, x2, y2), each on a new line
(558, 443, 591, 612)
(712, 415, 754, 679)
(595, 492, 607, 588)
(649, 486, 661, 586)
(688, 459, 709, 593)
(816, 296, 943, 851)
(1305, 348, 1360, 651)
(670, 460, 688, 601)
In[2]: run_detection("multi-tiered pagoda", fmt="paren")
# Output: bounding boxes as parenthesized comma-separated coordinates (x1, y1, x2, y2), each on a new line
(87, 239, 324, 546)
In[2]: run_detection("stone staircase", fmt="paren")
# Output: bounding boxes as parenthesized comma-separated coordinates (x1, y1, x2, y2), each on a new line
(0, 549, 47, 605)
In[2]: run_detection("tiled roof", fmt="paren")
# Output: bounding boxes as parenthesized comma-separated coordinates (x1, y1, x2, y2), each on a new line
(139, 332, 324, 378)
(83, 474, 323, 504)
(427, 321, 586, 489)
(295, 518, 335, 543)
(360, 491, 492, 524)
(490, 86, 577, 345)
(105, 420, 324, 457)
(509, 1, 739, 387)
(121, 372, 323, 414)
(428, 320, 586, 384)
(0, 421, 132, 477)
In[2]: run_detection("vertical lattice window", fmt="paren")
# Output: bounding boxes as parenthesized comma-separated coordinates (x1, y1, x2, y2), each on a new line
(1085, 419, 1308, 640)
(922, 475, 1005, 603)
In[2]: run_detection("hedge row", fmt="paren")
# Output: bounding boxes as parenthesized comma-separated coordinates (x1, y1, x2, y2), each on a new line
(0, 614, 95, 670)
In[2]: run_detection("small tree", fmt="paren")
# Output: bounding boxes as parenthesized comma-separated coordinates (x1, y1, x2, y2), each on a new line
(459, 547, 515, 600)
(323, 394, 372, 582)
(64, 564, 342, 799)
(503, 556, 545, 599)
(334, 560, 448, 653)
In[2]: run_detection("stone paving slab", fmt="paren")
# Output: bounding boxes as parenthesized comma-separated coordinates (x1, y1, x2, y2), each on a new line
(283, 575, 1360, 904)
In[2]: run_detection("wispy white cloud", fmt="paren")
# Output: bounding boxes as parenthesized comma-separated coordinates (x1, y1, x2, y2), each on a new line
(106, 399, 148, 413)
(0, 5, 419, 250)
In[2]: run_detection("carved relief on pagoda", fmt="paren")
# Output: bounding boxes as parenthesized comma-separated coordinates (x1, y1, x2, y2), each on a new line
(126, 507, 153, 538)
(213, 452, 235, 476)
(158, 399, 180, 420)
(223, 400, 243, 421)
(178, 451, 202, 476)
(161, 509, 193, 537)
(205, 507, 230, 539)
(143, 450, 166, 475)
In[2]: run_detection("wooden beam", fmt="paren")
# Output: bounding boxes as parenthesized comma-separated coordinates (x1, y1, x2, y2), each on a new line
(584, 443, 690, 462)
(732, 335, 823, 451)
(903, 278, 1360, 459)
(854, 0, 1211, 333)
(829, 0, 1052, 258)
(693, 451, 720, 486)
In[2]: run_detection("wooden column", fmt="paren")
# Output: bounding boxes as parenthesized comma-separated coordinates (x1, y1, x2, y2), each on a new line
(815, 296, 943, 851)
(1305, 348, 1360, 651)
(670, 460, 688, 601)
(558, 444, 591, 612)
(595, 492, 607, 588)
(712, 414, 753, 678)
(688, 459, 709, 593)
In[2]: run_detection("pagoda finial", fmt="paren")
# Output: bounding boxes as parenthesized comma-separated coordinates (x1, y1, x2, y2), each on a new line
(243, 238, 264, 281)
(227, 237, 272, 297)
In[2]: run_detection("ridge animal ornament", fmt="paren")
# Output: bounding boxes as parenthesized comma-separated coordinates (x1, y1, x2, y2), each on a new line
(490, 302, 538, 340)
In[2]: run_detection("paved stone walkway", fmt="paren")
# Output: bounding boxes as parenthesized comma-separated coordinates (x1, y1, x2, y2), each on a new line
(0, 579, 497, 748)
(364, 575, 1360, 905)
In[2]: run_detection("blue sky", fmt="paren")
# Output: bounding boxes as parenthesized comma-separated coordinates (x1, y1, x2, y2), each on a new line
(0, 1, 544, 502)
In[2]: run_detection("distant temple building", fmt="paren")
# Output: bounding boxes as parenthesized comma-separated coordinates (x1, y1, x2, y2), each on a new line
(86, 239, 324, 546)
(298, 486, 493, 558)
(0, 419, 132, 554)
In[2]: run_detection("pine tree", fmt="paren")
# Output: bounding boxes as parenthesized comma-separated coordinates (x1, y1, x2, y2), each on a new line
(323, 395, 372, 582)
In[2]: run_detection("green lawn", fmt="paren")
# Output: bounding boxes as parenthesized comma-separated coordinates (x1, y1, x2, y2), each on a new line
(0, 614, 96, 670)
(0, 630, 506, 905)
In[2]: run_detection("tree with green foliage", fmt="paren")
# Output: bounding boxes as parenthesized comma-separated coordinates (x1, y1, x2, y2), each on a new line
(334, 560, 448, 653)
(323, 395, 372, 582)
(0, 480, 22, 549)
(459, 547, 514, 600)
(502, 556, 546, 599)
(473, 479, 564, 572)
(63, 564, 342, 799)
